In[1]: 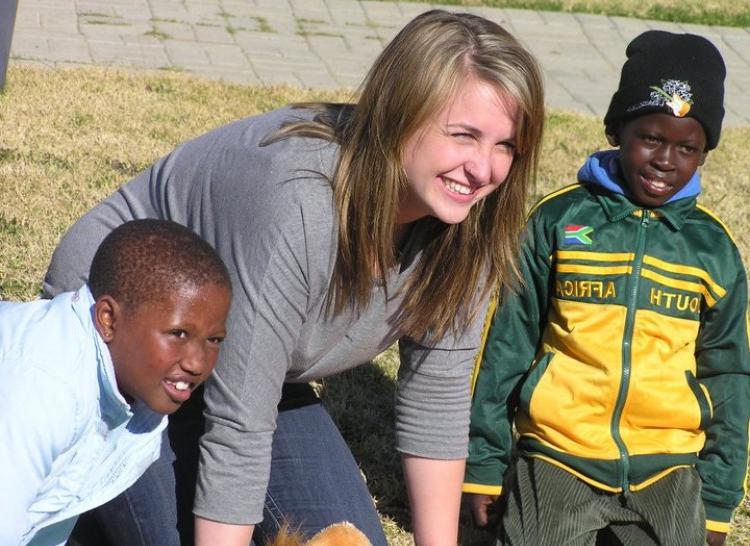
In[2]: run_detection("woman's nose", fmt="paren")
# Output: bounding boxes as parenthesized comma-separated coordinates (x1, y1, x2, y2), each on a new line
(465, 150, 492, 185)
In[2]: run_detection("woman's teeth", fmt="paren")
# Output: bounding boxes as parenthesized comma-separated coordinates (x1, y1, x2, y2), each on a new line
(174, 381, 190, 391)
(443, 179, 473, 195)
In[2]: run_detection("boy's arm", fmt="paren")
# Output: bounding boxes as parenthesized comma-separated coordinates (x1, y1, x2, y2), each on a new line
(696, 263, 750, 533)
(466, 491, 500, 529)
(463, 213, 552, 495)
(706, 530, 727, 546)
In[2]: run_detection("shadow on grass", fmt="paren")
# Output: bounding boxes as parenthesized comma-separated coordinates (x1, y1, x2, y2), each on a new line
(321, 360, 498, 545)
(320, 360, 410, 529)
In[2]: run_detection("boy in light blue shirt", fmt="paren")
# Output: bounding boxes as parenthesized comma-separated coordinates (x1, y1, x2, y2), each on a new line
(0, 219, 232, 546)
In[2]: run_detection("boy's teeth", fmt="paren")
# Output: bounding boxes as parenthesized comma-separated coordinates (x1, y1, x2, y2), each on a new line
(443, 179, 472, 195)
(174, 381, 190, 391)
(648, 178, 667, 189)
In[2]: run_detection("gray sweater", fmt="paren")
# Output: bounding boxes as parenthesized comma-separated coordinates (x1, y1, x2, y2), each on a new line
(43, 107, 488, 524)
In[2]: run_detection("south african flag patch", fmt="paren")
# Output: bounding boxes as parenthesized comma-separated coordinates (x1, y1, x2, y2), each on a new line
(564, 224, 593, 245)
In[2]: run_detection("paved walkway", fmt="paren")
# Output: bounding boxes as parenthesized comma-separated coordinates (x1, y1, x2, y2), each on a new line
(8, 0, 750, 126)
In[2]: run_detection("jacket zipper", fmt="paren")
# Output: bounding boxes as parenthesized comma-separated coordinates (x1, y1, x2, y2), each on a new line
(611, 209, 650, 494)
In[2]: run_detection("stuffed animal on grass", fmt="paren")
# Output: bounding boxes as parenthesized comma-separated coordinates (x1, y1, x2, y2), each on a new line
(268, 522, 372, 546)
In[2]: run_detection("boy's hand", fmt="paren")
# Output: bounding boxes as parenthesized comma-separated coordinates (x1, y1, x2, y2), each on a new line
(706, 531, 726, 546)
(465, 493, 500, 529)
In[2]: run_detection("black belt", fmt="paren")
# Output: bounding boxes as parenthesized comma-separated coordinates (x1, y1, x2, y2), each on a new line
(278, 382, 320, 411)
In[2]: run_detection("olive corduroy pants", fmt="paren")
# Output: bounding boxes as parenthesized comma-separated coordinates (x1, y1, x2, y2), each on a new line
(497, 456, 706, 546)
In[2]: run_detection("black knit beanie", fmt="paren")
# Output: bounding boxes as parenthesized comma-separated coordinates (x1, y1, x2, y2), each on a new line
(604, 30, 726, 150)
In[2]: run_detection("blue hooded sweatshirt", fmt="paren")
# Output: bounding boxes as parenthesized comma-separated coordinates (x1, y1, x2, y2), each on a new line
(577, 150, 701, 204)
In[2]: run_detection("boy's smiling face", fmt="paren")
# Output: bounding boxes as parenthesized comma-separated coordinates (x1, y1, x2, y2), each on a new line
(95, 282, 231, 415)
(616, 113, 708, 207)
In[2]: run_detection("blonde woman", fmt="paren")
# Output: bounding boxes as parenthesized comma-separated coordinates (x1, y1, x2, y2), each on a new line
(44, 9, 544, 546)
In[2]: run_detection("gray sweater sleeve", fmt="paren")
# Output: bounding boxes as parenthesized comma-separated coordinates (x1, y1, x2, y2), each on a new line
(395, 293, 489, 460)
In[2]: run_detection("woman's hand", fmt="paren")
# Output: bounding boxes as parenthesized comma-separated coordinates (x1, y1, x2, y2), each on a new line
(706, 530, 726, 546)
(465, 493, 500, 529)
(402, 454, 465, 546)
(194, 516, 254, 546)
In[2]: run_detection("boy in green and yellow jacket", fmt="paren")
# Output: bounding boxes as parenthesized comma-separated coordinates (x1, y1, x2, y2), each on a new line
(464, 31, 750, 546)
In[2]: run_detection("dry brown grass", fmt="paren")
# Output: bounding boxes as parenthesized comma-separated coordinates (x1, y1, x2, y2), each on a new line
(0, 65, 348, 299)
(1, 65, 749, 545)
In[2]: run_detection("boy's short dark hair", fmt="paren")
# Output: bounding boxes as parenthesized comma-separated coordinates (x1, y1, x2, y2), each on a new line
(89, 219, 231, 309)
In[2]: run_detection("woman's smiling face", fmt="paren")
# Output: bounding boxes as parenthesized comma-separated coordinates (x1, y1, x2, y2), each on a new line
(398, 77, 518, 226)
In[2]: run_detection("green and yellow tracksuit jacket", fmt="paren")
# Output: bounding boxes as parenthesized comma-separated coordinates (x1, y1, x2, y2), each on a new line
(464, 158, 750, 532)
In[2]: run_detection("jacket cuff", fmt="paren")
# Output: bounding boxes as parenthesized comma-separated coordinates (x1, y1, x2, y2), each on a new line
(705, 519, 731, 533)
(464, 462, 505, 493)
(462, 482, 502, 495)
(704, 501, 733, 533)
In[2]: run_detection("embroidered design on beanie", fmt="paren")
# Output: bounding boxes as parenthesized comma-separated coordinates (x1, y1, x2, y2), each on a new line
(650, 80, 693, 117)
(627, 79, 693, 118)
(603, 30, 725, 149)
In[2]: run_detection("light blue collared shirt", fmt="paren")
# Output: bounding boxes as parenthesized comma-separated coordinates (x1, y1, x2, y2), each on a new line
(0, 286, 166, 546)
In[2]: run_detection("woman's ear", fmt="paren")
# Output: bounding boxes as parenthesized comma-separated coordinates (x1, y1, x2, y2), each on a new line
(699, 150, 708, 167)
(605, 131, 619, 147)
(94, 295, 119, 343)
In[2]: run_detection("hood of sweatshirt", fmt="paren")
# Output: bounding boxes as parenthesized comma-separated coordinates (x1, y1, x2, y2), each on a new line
(576, 149, 701, 204)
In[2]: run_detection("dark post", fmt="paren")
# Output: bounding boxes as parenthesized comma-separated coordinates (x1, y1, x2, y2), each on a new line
(0, 0, 19, 90)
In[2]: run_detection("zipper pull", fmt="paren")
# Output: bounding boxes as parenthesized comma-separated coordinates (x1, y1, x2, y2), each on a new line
(641, 209, 650, 227)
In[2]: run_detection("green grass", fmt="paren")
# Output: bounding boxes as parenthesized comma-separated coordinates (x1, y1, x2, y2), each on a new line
(150, 17, 182, 24)
(251, 15, 275, 33)
(380, 0, 750, 28)
(144, 27, 170, 40)
(1, 65, 749, 545)
(296, 30, 344, 38)
(298, 18, 327, 25)
(83, 19, 130, 26)
(78, 13, 129, 26)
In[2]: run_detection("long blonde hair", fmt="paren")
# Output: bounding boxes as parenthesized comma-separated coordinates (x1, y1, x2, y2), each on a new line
(272, 9, 544, 340)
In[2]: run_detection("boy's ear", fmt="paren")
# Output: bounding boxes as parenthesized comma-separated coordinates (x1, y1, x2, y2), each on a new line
(699, 150, 708, 166)
(94, 295, 120, 343)
(605, 121, 622, 148)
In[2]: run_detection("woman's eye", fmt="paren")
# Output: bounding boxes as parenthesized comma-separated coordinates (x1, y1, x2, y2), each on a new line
(452, 132, 474, 140)
(208, 336, 225, 345)
(170, 330, 188, 339)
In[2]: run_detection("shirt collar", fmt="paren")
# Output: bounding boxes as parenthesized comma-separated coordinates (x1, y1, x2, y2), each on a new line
(70, 285, 132, 427)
